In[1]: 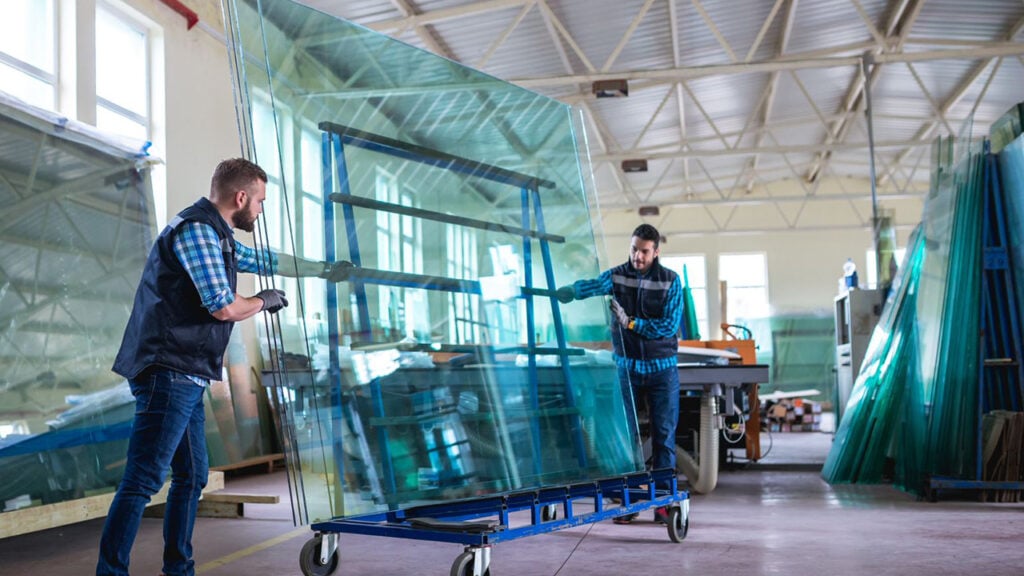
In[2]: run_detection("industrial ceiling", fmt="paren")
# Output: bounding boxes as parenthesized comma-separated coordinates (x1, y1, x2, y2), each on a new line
(291, 0, 1024, 238)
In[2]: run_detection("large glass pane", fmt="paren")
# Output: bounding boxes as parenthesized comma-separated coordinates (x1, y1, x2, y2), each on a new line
(0, 96, 154, 516)
(223, 0, 642, 523)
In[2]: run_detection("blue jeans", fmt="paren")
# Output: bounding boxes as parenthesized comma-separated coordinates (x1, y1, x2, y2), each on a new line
(618, 366, 680, 476)
(97, 369, 208, 576)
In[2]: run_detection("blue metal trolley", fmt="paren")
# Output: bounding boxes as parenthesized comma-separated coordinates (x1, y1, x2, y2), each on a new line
(296, 124, 690, 575)
(298, 468, 689, 576)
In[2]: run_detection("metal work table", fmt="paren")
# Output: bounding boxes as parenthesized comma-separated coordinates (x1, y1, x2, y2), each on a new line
(678, 363, 769, 462)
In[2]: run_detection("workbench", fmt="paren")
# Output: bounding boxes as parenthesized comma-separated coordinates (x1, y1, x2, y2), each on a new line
(678, 363, 769, 462)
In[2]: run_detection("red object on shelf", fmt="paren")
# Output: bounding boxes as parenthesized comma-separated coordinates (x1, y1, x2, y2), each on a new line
(158, 0, 199, 30)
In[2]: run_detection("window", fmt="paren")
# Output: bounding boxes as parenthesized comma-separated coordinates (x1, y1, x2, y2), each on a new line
(865, 248, 906, 289)
(95, 4, 149, 140)
(719, 253, 770, 323)
(447, 225, 480, 343)
(376, 168, 424, 339)
(94, 3, 149, 138)
(5, 2, 166, 226)
(299, 125, 326, 329)
(0, 0, 56, 108)
(660, 255, 709, 339)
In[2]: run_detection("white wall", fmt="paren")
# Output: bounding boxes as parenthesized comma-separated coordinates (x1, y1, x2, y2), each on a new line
(116, 0, 263, 356)
(597, 176, 921, 337)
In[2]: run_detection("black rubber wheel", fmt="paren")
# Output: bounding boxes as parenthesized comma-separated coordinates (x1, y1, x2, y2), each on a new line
(541, 504, 558, 521)
(667, 506, 688, 543)
(450, 550, 491, 576)
(299, 536, 339, 576)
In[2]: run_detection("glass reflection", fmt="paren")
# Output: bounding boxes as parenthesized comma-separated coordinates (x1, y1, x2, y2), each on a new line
(223, 0, 643, 522)
(0, 96, 154, 515)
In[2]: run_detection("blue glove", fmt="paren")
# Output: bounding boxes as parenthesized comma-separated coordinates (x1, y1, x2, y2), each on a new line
(320, 261, 356, 283)
(610, 299, 630, 328)
(256, 289, 288, 314)
(555, 285, 575, 304)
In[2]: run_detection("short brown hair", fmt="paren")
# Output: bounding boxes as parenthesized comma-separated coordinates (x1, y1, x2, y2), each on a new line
(210, 158, 268, 200)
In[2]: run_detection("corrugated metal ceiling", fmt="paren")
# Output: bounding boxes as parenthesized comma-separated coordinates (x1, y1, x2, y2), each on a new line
(294, 0, 1024, 230)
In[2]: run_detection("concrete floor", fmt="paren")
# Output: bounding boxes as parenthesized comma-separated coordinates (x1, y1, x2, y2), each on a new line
(3, 431, 1024, 576)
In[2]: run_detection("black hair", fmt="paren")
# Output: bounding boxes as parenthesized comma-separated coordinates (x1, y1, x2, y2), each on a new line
(631, 223, 661, 248)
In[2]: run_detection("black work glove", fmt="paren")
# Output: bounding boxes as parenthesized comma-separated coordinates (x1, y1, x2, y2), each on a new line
(555, 285, 575, 304)
(256, 289, 288, 314)
(610, 299, 630, 328)
(320, 260, 356, 283)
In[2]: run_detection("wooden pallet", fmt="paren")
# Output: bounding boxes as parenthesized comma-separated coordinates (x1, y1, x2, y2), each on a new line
(0, 471, 225, 540)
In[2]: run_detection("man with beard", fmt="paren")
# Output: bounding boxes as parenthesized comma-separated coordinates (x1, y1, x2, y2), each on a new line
(556, 223, 682, 525)
(98, 158, 349, 576)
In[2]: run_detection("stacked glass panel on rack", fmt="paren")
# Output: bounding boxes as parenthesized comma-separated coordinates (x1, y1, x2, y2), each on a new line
(824, 105, 1024, 492)
(222, 0, 643, 524)
(0, 94, 154, 516)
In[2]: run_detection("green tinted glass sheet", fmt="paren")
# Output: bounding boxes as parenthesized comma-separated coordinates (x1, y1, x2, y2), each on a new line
(223, 0, 642, 523)
(0, 97, 155, 514)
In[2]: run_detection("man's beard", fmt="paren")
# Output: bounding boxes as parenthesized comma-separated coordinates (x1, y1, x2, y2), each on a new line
(232, 198, 256, 232)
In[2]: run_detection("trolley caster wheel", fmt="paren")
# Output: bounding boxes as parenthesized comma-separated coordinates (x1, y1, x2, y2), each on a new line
(300, 535, 339, 576)
(541, 503, 558, 522)
(450, 550, 491, 576)
(667, 506, 688, 543)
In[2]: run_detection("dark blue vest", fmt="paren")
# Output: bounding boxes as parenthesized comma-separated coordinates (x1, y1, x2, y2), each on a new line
(112, 198, 237, 380)
(609, 259, 678, 361)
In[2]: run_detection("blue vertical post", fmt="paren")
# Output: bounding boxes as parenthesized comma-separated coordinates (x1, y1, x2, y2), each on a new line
(322, 133, 340, 372)
(332, 134, 372, 340)
(976, 150, 1024, 482)
(989, 152, 1024, 411)
(531, 187, 587, 469)
(322, 131, 345, 513)
(521, 187, 543, 479)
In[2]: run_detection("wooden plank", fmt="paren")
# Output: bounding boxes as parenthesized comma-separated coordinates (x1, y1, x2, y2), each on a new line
(0, 471, 224, 540)
(202, 493, 279, 504)
(147, 493, 279, 519)
(210, 453, 284, 473)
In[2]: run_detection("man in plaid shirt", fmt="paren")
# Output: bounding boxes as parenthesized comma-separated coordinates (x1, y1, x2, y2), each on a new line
(557, 223, 682, 526)
(98, 158, 349, 576)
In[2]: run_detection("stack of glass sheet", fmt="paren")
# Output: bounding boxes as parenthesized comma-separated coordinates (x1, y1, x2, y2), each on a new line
(0, 94, 154, 513)
(824, 109, 1021, 492)
(222, 0, 643, 524)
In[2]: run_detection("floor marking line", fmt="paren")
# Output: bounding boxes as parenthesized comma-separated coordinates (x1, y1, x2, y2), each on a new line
(196, 526, 309, 573)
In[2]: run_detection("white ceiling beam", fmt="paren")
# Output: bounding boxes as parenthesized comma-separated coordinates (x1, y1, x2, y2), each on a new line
(475, 1, 535, 68)
(849, 0, 887, 47)
(601, 0, 657, 72)
(904, 37, 1024, 47)
(804, 0, 926, 182)
(667, 0, 690, 184)
(594, 136, 933, 161)
(904, 61, 955, 135)
(744, 0, 798, 191)
(602, 221, 918, 240)
(681, 80, 730, 148)
(878, 14, 1024, 183)
(510, 43, 1024, 88)
(744, 0, 787, 62)
(630, 86, 675, 149)
(537, 0, 596, 72)
(605, 164, 929, 205)
(690, 0, 737, 62)
(965, 56, 1003, 123)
